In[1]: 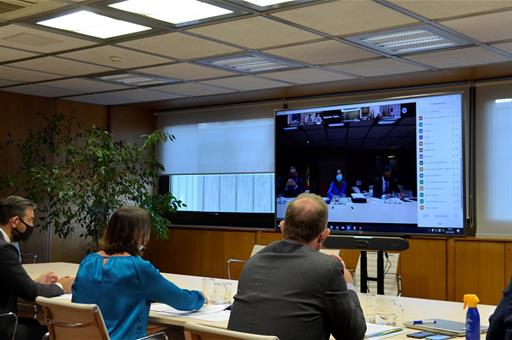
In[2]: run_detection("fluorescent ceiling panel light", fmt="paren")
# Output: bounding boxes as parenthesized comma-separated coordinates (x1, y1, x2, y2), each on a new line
(97, 72, 176, 86)
(109, 0, 232, 25)
(346, 24, 469, 55)
(495, 98, 512, 103)
(38, 10, 150, 38)
(328, 123, 345, 127)
(199, 52, 303, 73)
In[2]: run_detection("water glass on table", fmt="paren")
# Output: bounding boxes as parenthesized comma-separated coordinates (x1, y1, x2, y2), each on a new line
(374, 296, 404, 326)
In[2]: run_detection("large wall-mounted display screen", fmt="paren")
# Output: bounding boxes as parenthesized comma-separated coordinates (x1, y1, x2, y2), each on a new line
(275, 93, 465, 235)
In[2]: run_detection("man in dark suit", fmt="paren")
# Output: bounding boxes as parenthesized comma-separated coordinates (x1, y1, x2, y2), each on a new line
(228, 193, 366, 340)
(373, 166, 400, 198)
(0, 196, 73, 340)
(487, 277, 512, 339)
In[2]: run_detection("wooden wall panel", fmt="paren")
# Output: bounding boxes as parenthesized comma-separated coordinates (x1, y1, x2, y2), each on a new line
(146, 229, 256, 279)
(110, 106, 155, 143)
(400, 238, 447, 300)
(256, 231, 281, 245)
(453, 241, 505, 305)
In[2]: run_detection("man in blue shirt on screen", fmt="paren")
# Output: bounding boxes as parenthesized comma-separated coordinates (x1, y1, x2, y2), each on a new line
(228, 193, 366, 340)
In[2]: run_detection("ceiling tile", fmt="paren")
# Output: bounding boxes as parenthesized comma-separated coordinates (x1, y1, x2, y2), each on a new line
(110, 88, 185, 102)
(271, 0, 418, 37)
(188, 16, 321, 49)
(65, 88, 184, 105)
(327, 58, 429, 77)
(153, 82, 235, 97)
(260, 67, 354, 84)
(0, 24, 96, 53)
(64, 93, 132, 105)
(201, 76, 290, 91)
(59, 45, 172, 69)
(265, 40, 379, 65)
(441, 11, 512, 43)
(0, 65, 61, 82)
(0, 1, 67, 22)
(2, 84, 80, 97)
(493, 41, 512, 54)
(139, 63, 235, 80)
(0, 47, 37, 62)
(8, 56, 113, 76)
(118, 32, 240, 60)
(39, 78, 130, 94)
(389, 0, 512, 20)
(0, 79, 18, 87)
(404, 47, 509, 69)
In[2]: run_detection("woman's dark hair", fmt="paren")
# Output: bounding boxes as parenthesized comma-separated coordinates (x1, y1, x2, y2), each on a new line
(100, 206, 151, 256)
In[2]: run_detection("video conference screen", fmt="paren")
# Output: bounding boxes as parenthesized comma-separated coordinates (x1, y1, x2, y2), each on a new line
(275, 93, 465, 236)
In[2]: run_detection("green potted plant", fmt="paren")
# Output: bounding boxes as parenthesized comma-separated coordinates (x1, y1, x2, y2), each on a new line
(0, 113, 184, 245)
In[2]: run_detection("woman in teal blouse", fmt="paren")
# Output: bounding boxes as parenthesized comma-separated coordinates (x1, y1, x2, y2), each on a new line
(72, 207, 205, 340)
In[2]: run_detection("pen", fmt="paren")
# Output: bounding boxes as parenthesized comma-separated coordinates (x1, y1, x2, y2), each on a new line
(413, 320, 437, 325)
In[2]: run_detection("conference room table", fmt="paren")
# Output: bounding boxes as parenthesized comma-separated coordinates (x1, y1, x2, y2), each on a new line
(276, 196, 417, 224)
(24, 262, 496, 339)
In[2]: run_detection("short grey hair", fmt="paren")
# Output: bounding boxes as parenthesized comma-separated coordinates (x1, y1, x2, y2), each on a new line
(0, 196, 37, 225)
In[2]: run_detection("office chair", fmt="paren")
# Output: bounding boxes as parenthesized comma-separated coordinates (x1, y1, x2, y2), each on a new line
(36, 297, 168, 340)
(0, 312, 18, 340)
(184, 321, 279, 340)
(226, 244, 265, 279)
(354, 251, 401, 296)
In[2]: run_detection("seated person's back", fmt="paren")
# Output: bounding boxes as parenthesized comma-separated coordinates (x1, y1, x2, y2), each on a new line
(72, 207, 205, 340)
(228, 193, 366, 340)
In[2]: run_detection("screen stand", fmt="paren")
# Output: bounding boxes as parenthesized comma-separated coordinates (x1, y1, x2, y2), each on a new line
(323, 235, 409, 295)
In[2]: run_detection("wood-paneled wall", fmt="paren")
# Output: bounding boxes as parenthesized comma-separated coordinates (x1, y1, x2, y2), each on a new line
(145, 227, 512, 305)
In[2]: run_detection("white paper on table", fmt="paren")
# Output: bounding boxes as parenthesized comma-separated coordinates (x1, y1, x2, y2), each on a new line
(365, 323, 406, 339)
(150, 303, 231, 320)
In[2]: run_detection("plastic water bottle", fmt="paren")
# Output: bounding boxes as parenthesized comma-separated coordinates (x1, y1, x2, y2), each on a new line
(464, 294, 480, 340)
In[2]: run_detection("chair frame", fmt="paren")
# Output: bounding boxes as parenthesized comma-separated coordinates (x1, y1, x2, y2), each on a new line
(0, 312, 18, 340)
(36, 297, 110, 340)
(184, 321, 279, 340)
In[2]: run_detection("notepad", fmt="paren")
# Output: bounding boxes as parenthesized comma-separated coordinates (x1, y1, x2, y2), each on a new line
(403, 319, 488, 336)
(365, 323, 404, 339)
(150, 303, 231, 321)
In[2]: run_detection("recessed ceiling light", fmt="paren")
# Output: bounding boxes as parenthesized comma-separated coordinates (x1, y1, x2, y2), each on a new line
(198, 52, 303, 73)
(109, 0, 233, 25)
(96, 72, 177, 86)
(346, 24, 469, 55)
(37, 10, 150, 39)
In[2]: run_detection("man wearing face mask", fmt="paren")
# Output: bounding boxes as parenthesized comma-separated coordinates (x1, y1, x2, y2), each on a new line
(327, 169, 347, 201)
(0, 196, 74, 340)
(228, 193, 366, 340)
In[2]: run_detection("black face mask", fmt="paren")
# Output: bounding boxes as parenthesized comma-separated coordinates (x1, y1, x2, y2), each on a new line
(12, 219, 35, 242)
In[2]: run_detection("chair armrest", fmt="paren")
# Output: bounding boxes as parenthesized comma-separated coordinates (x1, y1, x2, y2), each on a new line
(226, 259, 247, 280)
(137, 331, 168, 340)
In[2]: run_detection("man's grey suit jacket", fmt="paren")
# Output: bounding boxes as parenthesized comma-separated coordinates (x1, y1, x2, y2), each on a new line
(228, 239, 366, 340)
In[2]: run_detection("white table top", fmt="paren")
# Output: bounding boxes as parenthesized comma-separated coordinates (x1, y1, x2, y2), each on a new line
(24, 262, 496, 339)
